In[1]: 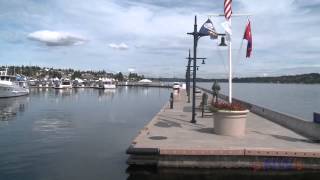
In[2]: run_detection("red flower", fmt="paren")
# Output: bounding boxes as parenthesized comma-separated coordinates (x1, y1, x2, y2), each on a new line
(212, 101, 246, 111)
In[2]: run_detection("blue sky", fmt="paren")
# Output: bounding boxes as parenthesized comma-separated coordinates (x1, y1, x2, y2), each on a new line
(0, 0, 320, 78)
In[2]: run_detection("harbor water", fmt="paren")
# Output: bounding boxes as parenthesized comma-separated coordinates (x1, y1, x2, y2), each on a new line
(0, 87, 170, 180)
(1, 86, 320, 180)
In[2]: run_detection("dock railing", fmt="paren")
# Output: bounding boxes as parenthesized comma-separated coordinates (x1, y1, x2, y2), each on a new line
(197, 86, 320, 141)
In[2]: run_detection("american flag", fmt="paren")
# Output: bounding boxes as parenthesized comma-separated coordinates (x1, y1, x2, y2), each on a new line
(224, 0, 232, 20)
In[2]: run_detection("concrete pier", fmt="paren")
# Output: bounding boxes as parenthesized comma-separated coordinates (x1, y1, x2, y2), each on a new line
(127, 90, 320, 170)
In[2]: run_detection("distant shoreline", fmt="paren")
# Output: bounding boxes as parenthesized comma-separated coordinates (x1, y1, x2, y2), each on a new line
(152, 73, 320, 84)
(1, 65, 319, 84)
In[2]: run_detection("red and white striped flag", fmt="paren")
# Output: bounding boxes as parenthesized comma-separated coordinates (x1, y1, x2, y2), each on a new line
(224, 0, 232, 20)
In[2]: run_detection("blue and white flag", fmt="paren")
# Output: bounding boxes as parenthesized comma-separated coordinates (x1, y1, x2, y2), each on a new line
(199, 19, 218, 39)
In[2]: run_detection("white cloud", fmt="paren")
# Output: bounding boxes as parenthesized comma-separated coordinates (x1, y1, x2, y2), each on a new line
(128, 68, 135, 72)
(28, 30, 87, 46)
(2, 0, 320, 77)
(108, 42, 129, 50)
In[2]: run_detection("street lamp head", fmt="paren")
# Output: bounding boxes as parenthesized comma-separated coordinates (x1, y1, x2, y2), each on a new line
(219, 36, 228, 47)
(202, 59, 205, 64)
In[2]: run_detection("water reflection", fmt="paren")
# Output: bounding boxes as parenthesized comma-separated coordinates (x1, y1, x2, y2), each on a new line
(0, 87, 172, 180)
(54, 89, 73, 97)
(98, 89, 116, 101)
(32, 112, 73, 132)
(0, 96, 29, 122)
(127, 167, 320, 180)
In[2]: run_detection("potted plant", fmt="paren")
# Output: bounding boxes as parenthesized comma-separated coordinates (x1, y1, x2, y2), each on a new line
(210, 82, 249, 137)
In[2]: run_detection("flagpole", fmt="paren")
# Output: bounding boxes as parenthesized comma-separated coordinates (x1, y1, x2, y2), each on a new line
(228, 18, 232, 103)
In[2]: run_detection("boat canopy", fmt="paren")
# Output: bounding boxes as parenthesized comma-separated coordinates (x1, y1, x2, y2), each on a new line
(138, 79, 152, 83)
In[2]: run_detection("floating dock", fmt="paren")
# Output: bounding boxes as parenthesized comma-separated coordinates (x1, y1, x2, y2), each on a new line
(117, 82, 171, 88)
(127, 90, 320, 170)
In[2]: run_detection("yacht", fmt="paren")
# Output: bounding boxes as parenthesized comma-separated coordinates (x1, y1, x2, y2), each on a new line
(98, 78, 116, 89)
(54, 79, 72, 89)
(172, 82, 181, 90)
(0, 68, 29, 98)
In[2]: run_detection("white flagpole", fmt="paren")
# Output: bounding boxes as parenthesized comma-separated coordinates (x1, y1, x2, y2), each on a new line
(228, 18, 232, 103)
(208, 13, 251, 104)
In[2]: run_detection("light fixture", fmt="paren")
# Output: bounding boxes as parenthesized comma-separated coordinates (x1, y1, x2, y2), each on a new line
(219, 36, 227, 46)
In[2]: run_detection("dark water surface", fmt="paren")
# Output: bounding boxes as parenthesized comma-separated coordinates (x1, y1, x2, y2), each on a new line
(0, 87, 170, 180)
(199, 83, 320, 121)
(1, 87, 320, 180)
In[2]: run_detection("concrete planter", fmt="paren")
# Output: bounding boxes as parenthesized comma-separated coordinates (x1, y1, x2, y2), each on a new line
(213, 110, 250, 137)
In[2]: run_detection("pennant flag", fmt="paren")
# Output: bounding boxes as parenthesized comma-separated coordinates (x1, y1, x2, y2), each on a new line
(199, 19, 218, 39)
(224, 0, 232, 20)
(243, 20, 252, 58)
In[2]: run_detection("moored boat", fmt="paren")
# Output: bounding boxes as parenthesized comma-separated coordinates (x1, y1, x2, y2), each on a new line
(0, 68, 29, 98)
(172, 82, 181, 90)
(98, 78, 116, 89)
(54, 79, 72, 89)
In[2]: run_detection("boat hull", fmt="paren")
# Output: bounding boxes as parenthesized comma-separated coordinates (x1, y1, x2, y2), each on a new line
(0, 85, 29, 98)
(103, 84, 116, 89)
(54, 85, 72, 89)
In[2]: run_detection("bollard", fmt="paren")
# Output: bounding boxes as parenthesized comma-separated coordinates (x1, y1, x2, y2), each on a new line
(201, 93, 208, 117)
(314, 112, 320, 124)
(170, 92, 174, 109)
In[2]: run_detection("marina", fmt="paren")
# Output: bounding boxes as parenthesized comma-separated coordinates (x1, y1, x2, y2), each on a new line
(1, 0, 320, 179)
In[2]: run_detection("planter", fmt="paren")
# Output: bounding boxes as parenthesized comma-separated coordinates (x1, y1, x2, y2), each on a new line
(213, 109, 249, 137)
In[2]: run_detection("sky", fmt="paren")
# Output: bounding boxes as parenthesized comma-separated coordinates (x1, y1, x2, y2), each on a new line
(0, 0, 320, 78)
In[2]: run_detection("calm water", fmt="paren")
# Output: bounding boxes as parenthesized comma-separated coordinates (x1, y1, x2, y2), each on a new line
(0, 87, 170, 180)
(1, 86, 320, 180)
(199, 83, 320, 121)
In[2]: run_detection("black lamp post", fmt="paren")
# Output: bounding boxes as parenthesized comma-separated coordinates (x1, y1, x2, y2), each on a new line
(187, 16, 227, 124)
(187, 15, 204, 124)
(186, 49, 192, 103)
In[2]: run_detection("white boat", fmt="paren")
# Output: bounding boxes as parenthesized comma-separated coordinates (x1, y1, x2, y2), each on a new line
(172, 82, 181, 90)
(73, 78, 86, 88)
(0, 68, 29, 98)
(98, 78, 116, 89)
(54, 79, 72, 89)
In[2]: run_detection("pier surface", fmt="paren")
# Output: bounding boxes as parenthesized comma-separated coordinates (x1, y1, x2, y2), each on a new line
(127, 90, 320, 169)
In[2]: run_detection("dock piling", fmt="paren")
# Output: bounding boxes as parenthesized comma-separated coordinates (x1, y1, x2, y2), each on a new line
(170, 92, 174, 109)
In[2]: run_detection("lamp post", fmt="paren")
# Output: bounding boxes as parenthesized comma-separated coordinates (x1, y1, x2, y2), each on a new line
(187, 16, 200, 123)
(187, 16, 210, 124)
(186, 49, 191, 103)
(186, 51, 207, 105)
(187, 16, 227, 124)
